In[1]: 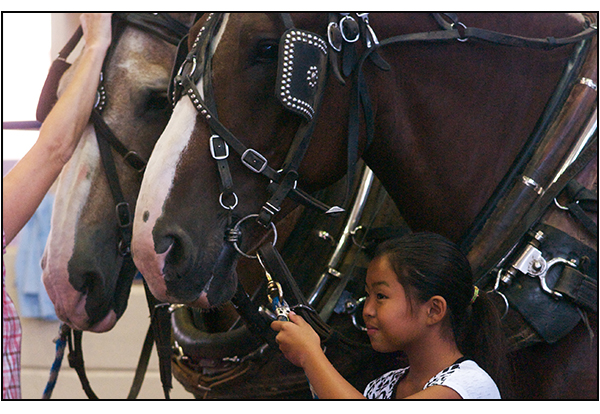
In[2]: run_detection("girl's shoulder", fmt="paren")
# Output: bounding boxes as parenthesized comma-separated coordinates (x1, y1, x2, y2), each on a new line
(425, 359, 501, 399)
(363, 366, 409, 399)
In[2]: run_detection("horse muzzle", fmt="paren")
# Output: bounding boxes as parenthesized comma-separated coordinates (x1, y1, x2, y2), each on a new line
(133, 222, 239, 308)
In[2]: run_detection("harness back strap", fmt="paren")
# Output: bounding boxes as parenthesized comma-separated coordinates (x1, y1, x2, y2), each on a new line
(126, 323, 155, 399)
(381, 16, 597, 49)
(563, 179, 598, 237)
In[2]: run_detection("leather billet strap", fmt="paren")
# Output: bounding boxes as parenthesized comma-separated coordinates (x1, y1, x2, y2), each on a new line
(94, 117, 134, 256)
(66, 329, 99, 399)
(554, 265, 598, 313)
(562, 179, 598, 237)
(382, 13, 598, 49)
(141, 280, 173, 399)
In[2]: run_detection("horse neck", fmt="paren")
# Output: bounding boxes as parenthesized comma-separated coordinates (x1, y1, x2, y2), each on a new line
(361, 13, 584, 242)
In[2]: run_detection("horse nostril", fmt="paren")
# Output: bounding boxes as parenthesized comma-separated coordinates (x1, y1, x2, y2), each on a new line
(156, 235, 185, 268)
(155, 234, 174, 254)
(76, 271, 103, 296)
(154, 225, 196, 271)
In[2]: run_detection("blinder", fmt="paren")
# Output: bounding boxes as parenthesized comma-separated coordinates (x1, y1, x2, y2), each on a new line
(276, 28, 328, 121)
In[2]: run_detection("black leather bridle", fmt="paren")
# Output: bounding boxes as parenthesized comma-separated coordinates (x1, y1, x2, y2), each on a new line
(172, 14, 344, 234)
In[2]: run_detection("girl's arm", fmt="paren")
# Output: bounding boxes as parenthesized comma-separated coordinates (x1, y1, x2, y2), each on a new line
(271, 312, 366, 399)
(2, 13, 112, 245)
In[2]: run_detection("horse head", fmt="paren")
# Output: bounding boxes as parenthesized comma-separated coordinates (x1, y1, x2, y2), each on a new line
(42, 13, 196, 332)
(132, 14, 348, 308)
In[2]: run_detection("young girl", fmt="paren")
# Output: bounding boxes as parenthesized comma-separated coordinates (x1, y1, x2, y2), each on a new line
(271, 232, 508, 399)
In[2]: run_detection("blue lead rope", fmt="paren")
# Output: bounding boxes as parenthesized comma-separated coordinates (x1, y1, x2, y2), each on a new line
(42, 324, 69, 399)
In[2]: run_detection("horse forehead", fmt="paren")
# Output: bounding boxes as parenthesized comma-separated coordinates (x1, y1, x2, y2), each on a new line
(113, 30, 174, 74)
(231, 13, 325, 34)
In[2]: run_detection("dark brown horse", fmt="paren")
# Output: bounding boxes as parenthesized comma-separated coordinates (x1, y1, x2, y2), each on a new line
(132, 13, 597, 398)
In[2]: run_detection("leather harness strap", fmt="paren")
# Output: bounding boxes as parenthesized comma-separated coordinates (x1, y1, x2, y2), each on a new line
(554, 265, 598, 313)
(563, 179, 598, 237)
(66, 329, 99, 399)
(475, 134, 597, 288)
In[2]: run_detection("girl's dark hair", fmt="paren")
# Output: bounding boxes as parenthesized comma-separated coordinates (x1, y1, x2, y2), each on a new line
(374, 232, 510, 396)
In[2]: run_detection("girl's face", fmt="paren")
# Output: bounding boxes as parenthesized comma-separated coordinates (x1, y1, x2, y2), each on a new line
(363, 255, 428, 353)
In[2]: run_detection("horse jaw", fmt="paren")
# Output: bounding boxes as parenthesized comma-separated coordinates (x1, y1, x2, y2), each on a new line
(42, 126, 118, 332)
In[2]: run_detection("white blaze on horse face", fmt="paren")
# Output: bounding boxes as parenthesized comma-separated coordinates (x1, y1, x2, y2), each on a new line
(132, 15, 230, 304)
(132, 98, 198, 301)
(42, 124, 101, 329)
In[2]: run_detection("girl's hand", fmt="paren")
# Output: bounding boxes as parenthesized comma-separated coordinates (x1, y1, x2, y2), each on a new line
(80, 13, 112, 51)
(271, 312, 322, 368)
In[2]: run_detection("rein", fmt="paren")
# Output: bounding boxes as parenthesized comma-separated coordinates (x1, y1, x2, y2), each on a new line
(39, 13, 194, 400)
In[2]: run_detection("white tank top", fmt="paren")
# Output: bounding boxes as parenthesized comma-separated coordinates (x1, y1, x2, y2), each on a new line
(363, 359, 501, 399)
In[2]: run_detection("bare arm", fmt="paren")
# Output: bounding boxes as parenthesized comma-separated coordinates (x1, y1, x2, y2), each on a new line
(2, 13, 112, 245)
(271, 312, 366, 399)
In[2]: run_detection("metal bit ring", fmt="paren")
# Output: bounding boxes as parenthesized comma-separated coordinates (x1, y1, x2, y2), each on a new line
(231, 214, 277, 259)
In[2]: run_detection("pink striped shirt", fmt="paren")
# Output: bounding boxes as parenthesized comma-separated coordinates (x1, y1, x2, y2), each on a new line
(3, 231, 22, 399)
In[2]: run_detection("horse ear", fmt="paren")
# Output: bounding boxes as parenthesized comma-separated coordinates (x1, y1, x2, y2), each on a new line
(276, 29, 328, 121)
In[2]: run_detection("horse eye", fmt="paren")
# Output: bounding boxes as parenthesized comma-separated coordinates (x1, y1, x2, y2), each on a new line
(144, 90, 170, 113)
(255, 40, 278, 61)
